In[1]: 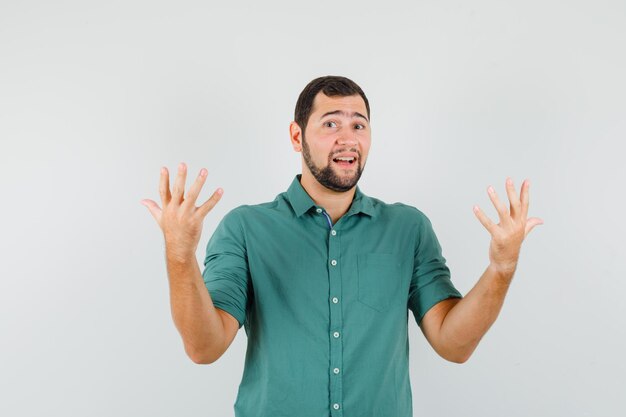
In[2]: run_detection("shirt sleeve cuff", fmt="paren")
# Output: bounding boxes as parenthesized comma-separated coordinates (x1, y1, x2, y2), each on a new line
(411, 278, 463, 325)
(209, 289, 247, 329)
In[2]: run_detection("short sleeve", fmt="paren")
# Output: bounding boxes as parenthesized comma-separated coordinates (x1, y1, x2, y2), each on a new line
(408, 211, 463, 325)
(202, 209, 250, 329)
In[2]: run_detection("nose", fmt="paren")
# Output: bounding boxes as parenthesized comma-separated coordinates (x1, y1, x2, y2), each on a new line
(337, 132, 358, 146)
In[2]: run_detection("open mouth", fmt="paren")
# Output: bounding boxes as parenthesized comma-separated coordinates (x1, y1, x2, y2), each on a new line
(332, 156, 356, 168)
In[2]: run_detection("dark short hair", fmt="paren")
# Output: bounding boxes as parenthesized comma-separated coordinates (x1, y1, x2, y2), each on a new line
(294, 75, 370, 135)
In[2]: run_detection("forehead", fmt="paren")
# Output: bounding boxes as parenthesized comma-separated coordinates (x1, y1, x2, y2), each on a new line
(310, 92, 367, 117)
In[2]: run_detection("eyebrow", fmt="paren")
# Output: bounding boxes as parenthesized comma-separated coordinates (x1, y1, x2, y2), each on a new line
(319, 110, 369, 122)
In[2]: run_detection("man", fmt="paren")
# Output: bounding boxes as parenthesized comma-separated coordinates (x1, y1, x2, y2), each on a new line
(141, 75, 543, 417)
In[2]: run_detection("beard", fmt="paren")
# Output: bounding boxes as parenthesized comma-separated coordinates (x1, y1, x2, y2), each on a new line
(301, 133, 365, 192)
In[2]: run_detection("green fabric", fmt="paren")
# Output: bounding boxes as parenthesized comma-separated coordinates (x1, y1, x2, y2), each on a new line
(202, 174, 463, 417)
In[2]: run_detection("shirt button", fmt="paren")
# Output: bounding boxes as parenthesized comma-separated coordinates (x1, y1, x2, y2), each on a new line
(333, 368, 340, 374)
(316, 208, 322, 213)
(330, 259, 337, 266)
(332, 297, 339, 304)
(331, 229, 337, 236)
(333, 331, 340, 338)
(333, 403, 340, 410)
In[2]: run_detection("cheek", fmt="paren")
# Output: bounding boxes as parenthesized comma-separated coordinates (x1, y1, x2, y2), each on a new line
(307, 142, 333, 162)
(312, 135, 336, 152)
(360, 136, 371, 153)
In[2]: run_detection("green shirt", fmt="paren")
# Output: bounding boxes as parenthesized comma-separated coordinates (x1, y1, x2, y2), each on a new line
(202, 174, 463, 417)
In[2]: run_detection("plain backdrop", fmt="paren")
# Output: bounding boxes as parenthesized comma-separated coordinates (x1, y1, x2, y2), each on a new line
(1, 1, 624, 416)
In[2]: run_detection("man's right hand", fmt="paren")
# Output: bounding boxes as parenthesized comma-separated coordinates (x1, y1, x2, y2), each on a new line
(140, 162, 224, 262)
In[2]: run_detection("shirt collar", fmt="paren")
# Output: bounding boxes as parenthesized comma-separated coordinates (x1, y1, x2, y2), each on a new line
(286, 174, 377, 218)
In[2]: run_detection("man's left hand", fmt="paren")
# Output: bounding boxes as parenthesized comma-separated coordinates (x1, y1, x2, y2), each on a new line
(473, 177, 544, 279)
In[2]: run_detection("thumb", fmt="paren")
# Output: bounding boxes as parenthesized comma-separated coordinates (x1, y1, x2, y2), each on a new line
(196, 188, 224, 219)
(524, 217, 544, 237)
(141, 199, 162, 226)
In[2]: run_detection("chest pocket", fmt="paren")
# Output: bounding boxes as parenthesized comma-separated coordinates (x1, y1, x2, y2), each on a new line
(356, 253, 402, 312)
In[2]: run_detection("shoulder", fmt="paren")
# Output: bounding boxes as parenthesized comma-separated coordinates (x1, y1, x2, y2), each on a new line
(369, 196, 432, 226)
(220, 193, 286, 224)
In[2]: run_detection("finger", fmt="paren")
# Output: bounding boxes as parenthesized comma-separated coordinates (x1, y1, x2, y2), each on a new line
(524, 217, 544, 237)
(140, 199, 163, 227)
(520, 179, 530, 220)
(182, 168, 208, 211)
(196, 188, 224, 219)
(159, 167, 172, 207)
(172, 162, 187, 204)
(473, 205, 497, 234)
(487, 185, 512, 226)
(505, 177, 521, 220)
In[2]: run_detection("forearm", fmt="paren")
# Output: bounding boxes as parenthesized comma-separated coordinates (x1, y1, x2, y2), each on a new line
(439, 264, 514, 362)
(431, 177, 542, 362)
(166, 254, 226, 364)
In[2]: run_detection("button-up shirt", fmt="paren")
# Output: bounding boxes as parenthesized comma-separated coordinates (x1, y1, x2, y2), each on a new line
(202, 174, 463, 417)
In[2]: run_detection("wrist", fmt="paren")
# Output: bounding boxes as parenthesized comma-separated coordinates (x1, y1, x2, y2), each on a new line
(165, 244, 196, 265)
(488, 262, 517, 283)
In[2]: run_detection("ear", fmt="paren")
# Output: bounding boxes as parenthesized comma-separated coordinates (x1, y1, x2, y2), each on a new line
(289, 121, 303, 152)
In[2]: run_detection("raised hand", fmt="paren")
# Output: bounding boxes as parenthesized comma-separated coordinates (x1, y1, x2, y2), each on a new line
(473, 177, 543, 277)
(140, 162, 223, 262)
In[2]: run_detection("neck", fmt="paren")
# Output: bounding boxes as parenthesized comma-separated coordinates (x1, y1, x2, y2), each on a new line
(299, 172, 356, 225)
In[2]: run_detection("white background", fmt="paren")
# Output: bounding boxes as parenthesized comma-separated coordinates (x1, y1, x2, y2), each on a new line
(1, 1, 624, 416)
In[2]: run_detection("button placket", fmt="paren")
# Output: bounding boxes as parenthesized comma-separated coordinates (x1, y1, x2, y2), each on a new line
(326, 212, 343, 415)
(317, 208, 333, 229)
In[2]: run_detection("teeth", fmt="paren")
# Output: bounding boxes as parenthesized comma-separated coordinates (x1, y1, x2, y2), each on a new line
(335, 157, 355, 162)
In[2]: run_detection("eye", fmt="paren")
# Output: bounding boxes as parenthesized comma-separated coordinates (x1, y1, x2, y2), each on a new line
(354, 123, 365, 130)
(324, 121, 337, 128)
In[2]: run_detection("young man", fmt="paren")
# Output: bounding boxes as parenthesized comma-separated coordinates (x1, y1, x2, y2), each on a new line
(141, 75, 543, 417)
